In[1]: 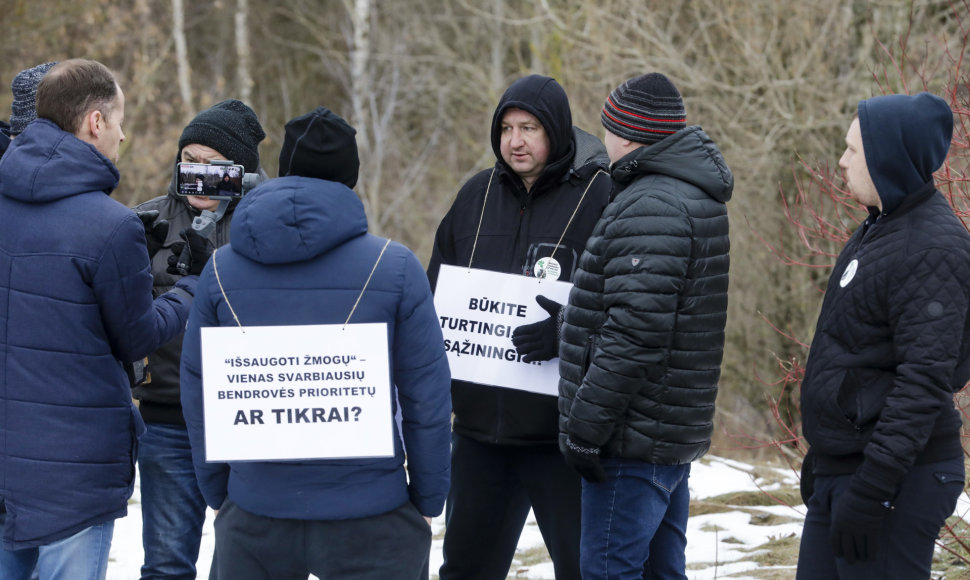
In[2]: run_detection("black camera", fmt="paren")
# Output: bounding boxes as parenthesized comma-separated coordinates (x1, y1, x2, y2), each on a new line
(175, 160, 260, 200)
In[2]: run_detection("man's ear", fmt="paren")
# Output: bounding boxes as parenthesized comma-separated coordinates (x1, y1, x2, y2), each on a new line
(75, 109, 101, 142)
(86, 110, 104, 138)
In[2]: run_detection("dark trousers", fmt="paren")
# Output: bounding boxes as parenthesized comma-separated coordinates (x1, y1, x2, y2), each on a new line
(796, 456, 964, 579)
(438, 433, 582, 580)
(210, 498, 431, 580)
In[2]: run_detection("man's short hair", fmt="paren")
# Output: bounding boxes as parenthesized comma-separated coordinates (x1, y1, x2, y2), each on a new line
(35, 59, 118, 135)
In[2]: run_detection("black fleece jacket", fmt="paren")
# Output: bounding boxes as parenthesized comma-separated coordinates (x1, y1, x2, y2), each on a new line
(428, 75, 612, 445)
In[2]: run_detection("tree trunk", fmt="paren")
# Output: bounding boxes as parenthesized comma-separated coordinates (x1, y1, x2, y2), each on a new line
(348, 0, 376, 229)
(236, 0, 253, 104)
(172, 0, 193, 119)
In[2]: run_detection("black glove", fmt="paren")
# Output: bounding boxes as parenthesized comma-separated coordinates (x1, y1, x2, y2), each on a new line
(800, 447, 815, 505)
(167, 228, 214, 276)
(135, 209, 170, 260)
(563, 436, 606, 483)
(830, 482, 892, 564)
(511, 295, 563, 363)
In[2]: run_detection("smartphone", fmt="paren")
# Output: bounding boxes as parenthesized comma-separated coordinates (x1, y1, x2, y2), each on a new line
(176, 162, 245, 199)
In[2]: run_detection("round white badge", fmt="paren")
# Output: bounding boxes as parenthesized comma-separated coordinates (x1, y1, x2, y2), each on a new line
(839, 259, 859, 288)
(534, 257, 562, 281)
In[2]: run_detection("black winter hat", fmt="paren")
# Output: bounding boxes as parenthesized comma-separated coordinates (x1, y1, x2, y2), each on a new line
(601, 73, 686, 145)
(278, 107, 359, 189)
(178, 99, 265, 173)
(10, 61, 57, 136)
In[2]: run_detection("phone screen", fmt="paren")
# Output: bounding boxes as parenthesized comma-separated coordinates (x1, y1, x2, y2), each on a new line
(176, 162, 245, 199)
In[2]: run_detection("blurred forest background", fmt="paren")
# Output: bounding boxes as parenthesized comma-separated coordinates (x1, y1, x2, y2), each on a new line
(2, 0, 968, 455)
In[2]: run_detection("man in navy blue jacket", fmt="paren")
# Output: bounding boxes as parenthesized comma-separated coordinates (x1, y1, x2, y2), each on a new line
(797, 93, 970, 579)
(0, 59, 200, 580)
(180, 107, 451, 579)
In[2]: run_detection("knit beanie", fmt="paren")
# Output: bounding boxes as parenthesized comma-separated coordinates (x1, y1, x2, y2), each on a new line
(278, 107, 359, 189)
(601, 73, 686, 145)
(178, 99, 265, 173)
(10, 61, 57, 136)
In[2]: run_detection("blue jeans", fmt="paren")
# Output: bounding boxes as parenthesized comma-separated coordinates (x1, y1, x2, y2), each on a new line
(797, 456, 964, 579)
(0, 519, 114, 580)
(580, 459, 690, 580)
(137, 422, 208, 580)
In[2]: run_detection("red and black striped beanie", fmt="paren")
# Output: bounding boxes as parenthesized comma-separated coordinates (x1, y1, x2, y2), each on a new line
(601, 73, 686, 145)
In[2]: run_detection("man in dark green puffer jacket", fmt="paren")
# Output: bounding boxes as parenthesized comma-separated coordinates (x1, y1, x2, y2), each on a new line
(558, 73, 732, 579)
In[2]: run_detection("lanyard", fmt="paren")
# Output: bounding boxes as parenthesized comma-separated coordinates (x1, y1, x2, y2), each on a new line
(466, 168, 608, 271)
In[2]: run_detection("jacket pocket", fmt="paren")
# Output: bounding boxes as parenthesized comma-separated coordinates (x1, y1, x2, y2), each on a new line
(582, 334, 600, 378)
(835, 368, 894, 429)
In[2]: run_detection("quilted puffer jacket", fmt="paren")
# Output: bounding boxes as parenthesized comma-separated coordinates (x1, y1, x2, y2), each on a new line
(181, 176, 452, 519)
(800, 93, 970, 500)
(0, 119, 194, 549)
(558, 125, 732, 464)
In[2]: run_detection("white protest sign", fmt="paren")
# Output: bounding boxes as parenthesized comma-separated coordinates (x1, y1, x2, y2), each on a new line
(199, 323, 393, 461)
(433, 264, 573, 396)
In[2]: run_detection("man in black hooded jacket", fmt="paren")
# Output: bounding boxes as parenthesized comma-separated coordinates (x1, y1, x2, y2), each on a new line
(796, 93, 970, 579)
(428, 74, 611, 580)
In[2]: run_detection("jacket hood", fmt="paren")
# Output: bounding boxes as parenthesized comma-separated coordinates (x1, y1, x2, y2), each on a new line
(571, 126, 610, 180)
(0, 119, 119, 202)
(490, 75, 575, 185)
(611, 125, 733, 202)
(230, 176, 368, 265)
(858, 92, 952, 214)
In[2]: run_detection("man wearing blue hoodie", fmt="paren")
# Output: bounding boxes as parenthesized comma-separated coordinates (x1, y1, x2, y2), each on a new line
(180, 107, 451, 579)
(0, 59, 200, 580)
(797, 93, 970, 579)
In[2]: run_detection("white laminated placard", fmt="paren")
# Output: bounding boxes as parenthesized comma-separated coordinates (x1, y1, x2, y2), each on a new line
(199, 323, 393, 461)
(433, 264, 573, 396)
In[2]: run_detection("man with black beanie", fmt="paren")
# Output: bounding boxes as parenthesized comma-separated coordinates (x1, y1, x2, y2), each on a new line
(180, 106, 450, 580)
(796, 94, 969, 579)
(132, 98, 265, 580)
(428, 74, 611, 580)
(558, 73, 733, 578)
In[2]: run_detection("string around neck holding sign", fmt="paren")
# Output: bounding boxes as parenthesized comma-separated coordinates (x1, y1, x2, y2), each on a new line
(212, 247, 245, 333)
(344, 238, 393, 330)
(466, 167, 609, 280)
(211, 239, 394, 332)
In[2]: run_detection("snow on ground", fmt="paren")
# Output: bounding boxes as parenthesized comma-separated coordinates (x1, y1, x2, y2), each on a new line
(107, 455, 803, 580)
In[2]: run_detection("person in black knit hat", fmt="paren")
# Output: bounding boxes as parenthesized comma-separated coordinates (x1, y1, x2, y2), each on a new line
(131, 99, 265, 580)
(558, 73, 732, 579)
(278, 106, 359, 187)
(180, 106, 450, 580)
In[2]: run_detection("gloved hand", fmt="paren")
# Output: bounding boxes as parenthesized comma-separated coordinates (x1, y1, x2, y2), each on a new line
(830, 482, 892, 564)
(563, 435, 606, 483)
(167, 227, 214, 276)
(800, 447, 815, 505)
(135, 209, 170, 260)
(511, 295, 563, 362)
